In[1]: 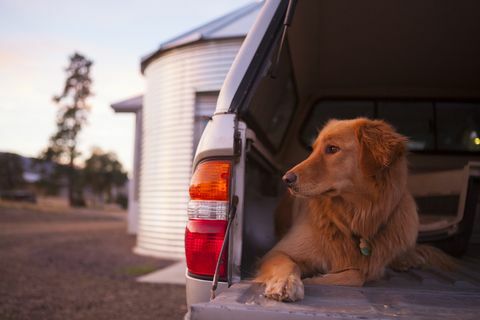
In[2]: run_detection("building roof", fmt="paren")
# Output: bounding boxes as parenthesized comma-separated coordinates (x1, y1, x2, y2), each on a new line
(111, 95, 143, 113)
(141, 1, 263, 72)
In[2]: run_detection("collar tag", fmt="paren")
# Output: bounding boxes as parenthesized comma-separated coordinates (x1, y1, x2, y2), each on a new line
(359, 238, 371, 256)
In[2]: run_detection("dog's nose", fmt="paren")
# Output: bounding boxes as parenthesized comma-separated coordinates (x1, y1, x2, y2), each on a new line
(282, 172, 298, 187)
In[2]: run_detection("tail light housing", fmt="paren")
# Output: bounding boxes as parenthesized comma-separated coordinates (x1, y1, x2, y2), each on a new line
(185, 160, 231, 279)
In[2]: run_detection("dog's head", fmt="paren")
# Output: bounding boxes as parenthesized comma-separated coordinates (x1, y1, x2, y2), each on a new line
(283, 118, 407, 197)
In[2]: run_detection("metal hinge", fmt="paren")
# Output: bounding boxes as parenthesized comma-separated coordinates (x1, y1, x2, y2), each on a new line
(234, 131, 242, 157)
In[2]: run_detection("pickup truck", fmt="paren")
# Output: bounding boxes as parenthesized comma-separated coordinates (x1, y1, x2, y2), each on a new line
(184, 0, 480, 318)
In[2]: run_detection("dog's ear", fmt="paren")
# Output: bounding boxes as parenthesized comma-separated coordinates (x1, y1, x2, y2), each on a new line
(355, 119, 408, 175)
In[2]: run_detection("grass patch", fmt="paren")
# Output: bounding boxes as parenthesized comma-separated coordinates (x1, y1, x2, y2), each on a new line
(121, 265, 158, 276)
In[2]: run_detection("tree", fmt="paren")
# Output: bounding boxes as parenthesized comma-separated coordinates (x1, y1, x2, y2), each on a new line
(84, 149, 128, 205)
(43, 52, 93, 206)
(0, 153, 25, 191)
(31, 157, 62, 196)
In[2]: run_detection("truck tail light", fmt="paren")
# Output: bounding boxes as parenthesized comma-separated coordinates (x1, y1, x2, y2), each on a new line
(185, 160, 231, 279)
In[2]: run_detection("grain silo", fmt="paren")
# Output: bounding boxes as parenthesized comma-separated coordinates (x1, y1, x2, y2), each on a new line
(120, 2, 262, 259)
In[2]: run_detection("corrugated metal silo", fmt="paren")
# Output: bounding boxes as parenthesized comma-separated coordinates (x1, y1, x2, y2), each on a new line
(136, 2, 262, 258)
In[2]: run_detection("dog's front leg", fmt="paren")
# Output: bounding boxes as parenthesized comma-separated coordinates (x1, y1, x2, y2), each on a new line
(255, 251, 304, 302)
(303, 269, 365, 287)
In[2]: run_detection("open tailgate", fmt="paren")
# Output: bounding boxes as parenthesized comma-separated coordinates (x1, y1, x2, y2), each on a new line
(191, 253, 480, 320)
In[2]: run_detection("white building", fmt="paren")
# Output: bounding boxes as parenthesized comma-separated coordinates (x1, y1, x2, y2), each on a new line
(111, 2, 262, 259)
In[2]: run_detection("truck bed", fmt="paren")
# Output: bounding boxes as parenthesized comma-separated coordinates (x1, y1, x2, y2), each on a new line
(191, 245, 480, 320)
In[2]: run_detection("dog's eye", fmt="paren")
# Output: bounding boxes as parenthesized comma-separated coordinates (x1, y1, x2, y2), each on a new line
(325, 145, 340, 154)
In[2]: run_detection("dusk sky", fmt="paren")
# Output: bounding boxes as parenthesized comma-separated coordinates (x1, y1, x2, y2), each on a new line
(0, 0, 253, 173)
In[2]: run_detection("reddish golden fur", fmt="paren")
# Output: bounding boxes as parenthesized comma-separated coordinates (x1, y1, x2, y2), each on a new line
(256, 118, 455, 302)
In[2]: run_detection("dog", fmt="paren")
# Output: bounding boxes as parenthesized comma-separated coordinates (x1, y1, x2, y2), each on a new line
(255, 118, 455, 302)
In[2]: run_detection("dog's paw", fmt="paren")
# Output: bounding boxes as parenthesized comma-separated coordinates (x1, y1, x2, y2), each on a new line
(263, 273, 304, 302)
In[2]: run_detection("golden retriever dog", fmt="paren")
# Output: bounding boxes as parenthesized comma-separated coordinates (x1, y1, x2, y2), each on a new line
(255, 118, 454, 302)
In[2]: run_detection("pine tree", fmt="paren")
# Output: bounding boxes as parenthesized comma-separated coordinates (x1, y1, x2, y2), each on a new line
(43, 52, 93, 206)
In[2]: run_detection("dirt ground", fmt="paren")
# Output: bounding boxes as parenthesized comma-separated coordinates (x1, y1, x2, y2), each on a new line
(0, 205, 187, 320)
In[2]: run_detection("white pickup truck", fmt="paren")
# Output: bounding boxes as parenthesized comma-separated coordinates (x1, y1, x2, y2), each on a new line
(184, 0, 480, 318)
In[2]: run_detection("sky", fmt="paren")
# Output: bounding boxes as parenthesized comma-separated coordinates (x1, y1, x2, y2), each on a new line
(0, 0, 254, 173)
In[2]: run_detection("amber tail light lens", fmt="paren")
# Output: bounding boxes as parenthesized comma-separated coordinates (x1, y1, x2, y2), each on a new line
(189, 160, 230, 201)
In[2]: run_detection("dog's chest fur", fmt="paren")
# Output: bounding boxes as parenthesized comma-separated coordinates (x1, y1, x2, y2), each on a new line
(302, 198, 372, 274)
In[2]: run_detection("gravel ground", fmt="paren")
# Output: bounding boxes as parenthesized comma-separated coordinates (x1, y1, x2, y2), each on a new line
(0, 206, 187, 320)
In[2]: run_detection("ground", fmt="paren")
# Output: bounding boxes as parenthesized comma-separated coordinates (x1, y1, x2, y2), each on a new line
(0, 204, 187, 320)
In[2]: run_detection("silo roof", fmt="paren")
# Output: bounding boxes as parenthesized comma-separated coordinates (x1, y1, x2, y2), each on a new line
(141, 1, 263, 72)
(111, 95, 143, 113)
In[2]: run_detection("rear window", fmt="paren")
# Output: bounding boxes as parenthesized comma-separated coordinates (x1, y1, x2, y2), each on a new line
(302, 101, 374, 146)
(437, 102, 480, 152)
(377, 102, 434, 151)
(301, 100, 480, 153)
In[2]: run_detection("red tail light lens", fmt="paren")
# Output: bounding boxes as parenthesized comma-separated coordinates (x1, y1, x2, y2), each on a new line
(185, 220, 227, 278)
(185, 160, 231, 279)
